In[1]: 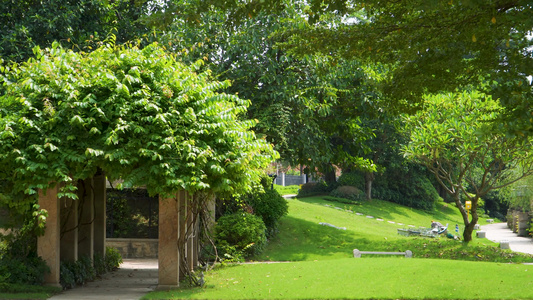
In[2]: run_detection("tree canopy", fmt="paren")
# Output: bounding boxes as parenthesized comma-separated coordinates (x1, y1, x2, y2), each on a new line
(0, 0, 148, 63)
(180, 0, 532, 134)
(0, 42, 276, 206)
(149, 5, 378, 179)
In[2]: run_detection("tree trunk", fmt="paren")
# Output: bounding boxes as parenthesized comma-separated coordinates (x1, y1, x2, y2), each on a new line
(323, 164, 337, 186)
(364, 172, 374, 201)
(457, 196, 480, 243)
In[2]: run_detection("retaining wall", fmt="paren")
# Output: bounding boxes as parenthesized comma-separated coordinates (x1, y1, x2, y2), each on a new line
(106, 238, 158, 258)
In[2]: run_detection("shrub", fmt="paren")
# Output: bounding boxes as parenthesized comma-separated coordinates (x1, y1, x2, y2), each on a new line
(297, 181, 332, 197)
(60, 262, 76, 290)
(93, 253, 106, 276)
(330, 186, 365, 202)
(0, 209, 50, 286)
(105, 247, 123, 272)
(214, 212, 267, 259)
(59, 247, 122, 290)
(372, 172, 440, 211)
(337, 172, 365, 189)
(246, 189, 288, 237)
(0, 254, 49, 285)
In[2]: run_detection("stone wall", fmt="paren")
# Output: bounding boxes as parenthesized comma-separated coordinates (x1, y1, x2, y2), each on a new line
(274, 174, 315, 186)
(106, 238, 158, 258)
(507, 209, 531, 237)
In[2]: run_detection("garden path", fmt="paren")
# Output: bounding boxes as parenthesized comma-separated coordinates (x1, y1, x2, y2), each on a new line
(47, 259, 157, 300)
(481, 222, 533, 255)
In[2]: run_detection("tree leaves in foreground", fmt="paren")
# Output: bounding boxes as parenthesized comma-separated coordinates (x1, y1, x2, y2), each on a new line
(403, 91, 533, 242)
(0, 42, 277, 208)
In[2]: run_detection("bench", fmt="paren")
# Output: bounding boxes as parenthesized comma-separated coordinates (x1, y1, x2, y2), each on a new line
(353, 249, 412, 258)
(486, 219, 494, 223)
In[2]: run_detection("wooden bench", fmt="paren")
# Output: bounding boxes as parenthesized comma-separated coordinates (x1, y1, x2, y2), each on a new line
(353, 249, 412, 258)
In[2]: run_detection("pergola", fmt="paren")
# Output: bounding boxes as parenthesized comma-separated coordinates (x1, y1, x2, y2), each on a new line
(37, 174, 212, 289)
(1, 43, 272, 289)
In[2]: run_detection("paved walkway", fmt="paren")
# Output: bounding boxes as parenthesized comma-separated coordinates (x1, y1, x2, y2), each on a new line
(48, 259, 158, 300)
(481, 222, 533, 255)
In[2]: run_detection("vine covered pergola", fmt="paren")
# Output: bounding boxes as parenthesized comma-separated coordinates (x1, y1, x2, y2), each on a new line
(0, 42, 276, 287)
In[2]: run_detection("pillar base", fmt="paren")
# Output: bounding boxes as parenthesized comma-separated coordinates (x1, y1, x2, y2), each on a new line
(155, 284, 179, 291)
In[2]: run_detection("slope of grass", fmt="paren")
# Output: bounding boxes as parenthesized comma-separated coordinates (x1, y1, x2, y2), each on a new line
(144, 196, 533, 299)
(256, 196, 521, 263)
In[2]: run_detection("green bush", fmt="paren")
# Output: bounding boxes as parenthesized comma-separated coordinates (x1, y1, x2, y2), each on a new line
(0, 254, 49, 285)
(59, 247, 122, 290)
(330, 186, 365, 202)
(60, 263, 76, 290)
(214, 212, 267, 259)
(0, 213, 49, 286)
(246, 189, 288, 237)
(297, 181, 332, 197)
(371, 170, 439, 211)
(93, 253, 106, 276)
(105, 247, 123, 272)
(337, 172, 365, 189)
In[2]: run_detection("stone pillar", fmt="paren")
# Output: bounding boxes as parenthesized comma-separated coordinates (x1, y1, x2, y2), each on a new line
(37, 186, 61, 287)
(281, 172, 285, 186)
(158, 192, 180, 289)
(93, 174, 107, 257)
(78, 178, 94, 260)
(192, 218, 199, 270)
(60, 192, 78, 262)
(517, 211, 529, 237)
(186, 202, 199, 272)
(206, 195, 216, 233)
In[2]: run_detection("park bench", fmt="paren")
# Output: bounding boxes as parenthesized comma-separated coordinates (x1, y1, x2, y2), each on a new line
(353, 249, 413, 258)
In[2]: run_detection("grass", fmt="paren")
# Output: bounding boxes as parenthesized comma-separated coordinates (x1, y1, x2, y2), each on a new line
(273, 185, 300, 196)
(144, 258, 533, 300)
(140, 196, 533, 299)
(0, 284, 61, 299)
(255, 196, 521, 263)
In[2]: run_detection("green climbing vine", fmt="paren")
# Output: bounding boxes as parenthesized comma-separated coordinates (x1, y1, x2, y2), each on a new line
(0, 39, 277, 209)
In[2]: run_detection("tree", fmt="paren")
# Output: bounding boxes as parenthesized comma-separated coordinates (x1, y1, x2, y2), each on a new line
(181, 0, 532, 135)
(150, 4, 376, 182)
(403, 91, 533, 242)
(0, 0, 147, 63)
(0, 41, 276, 209)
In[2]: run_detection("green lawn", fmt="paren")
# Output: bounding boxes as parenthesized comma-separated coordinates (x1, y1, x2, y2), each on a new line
(273, 184, 300, 196)
(141, 196, 533, 299)
(145, 258, 533, 300)
(0, 284, 61, 299)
